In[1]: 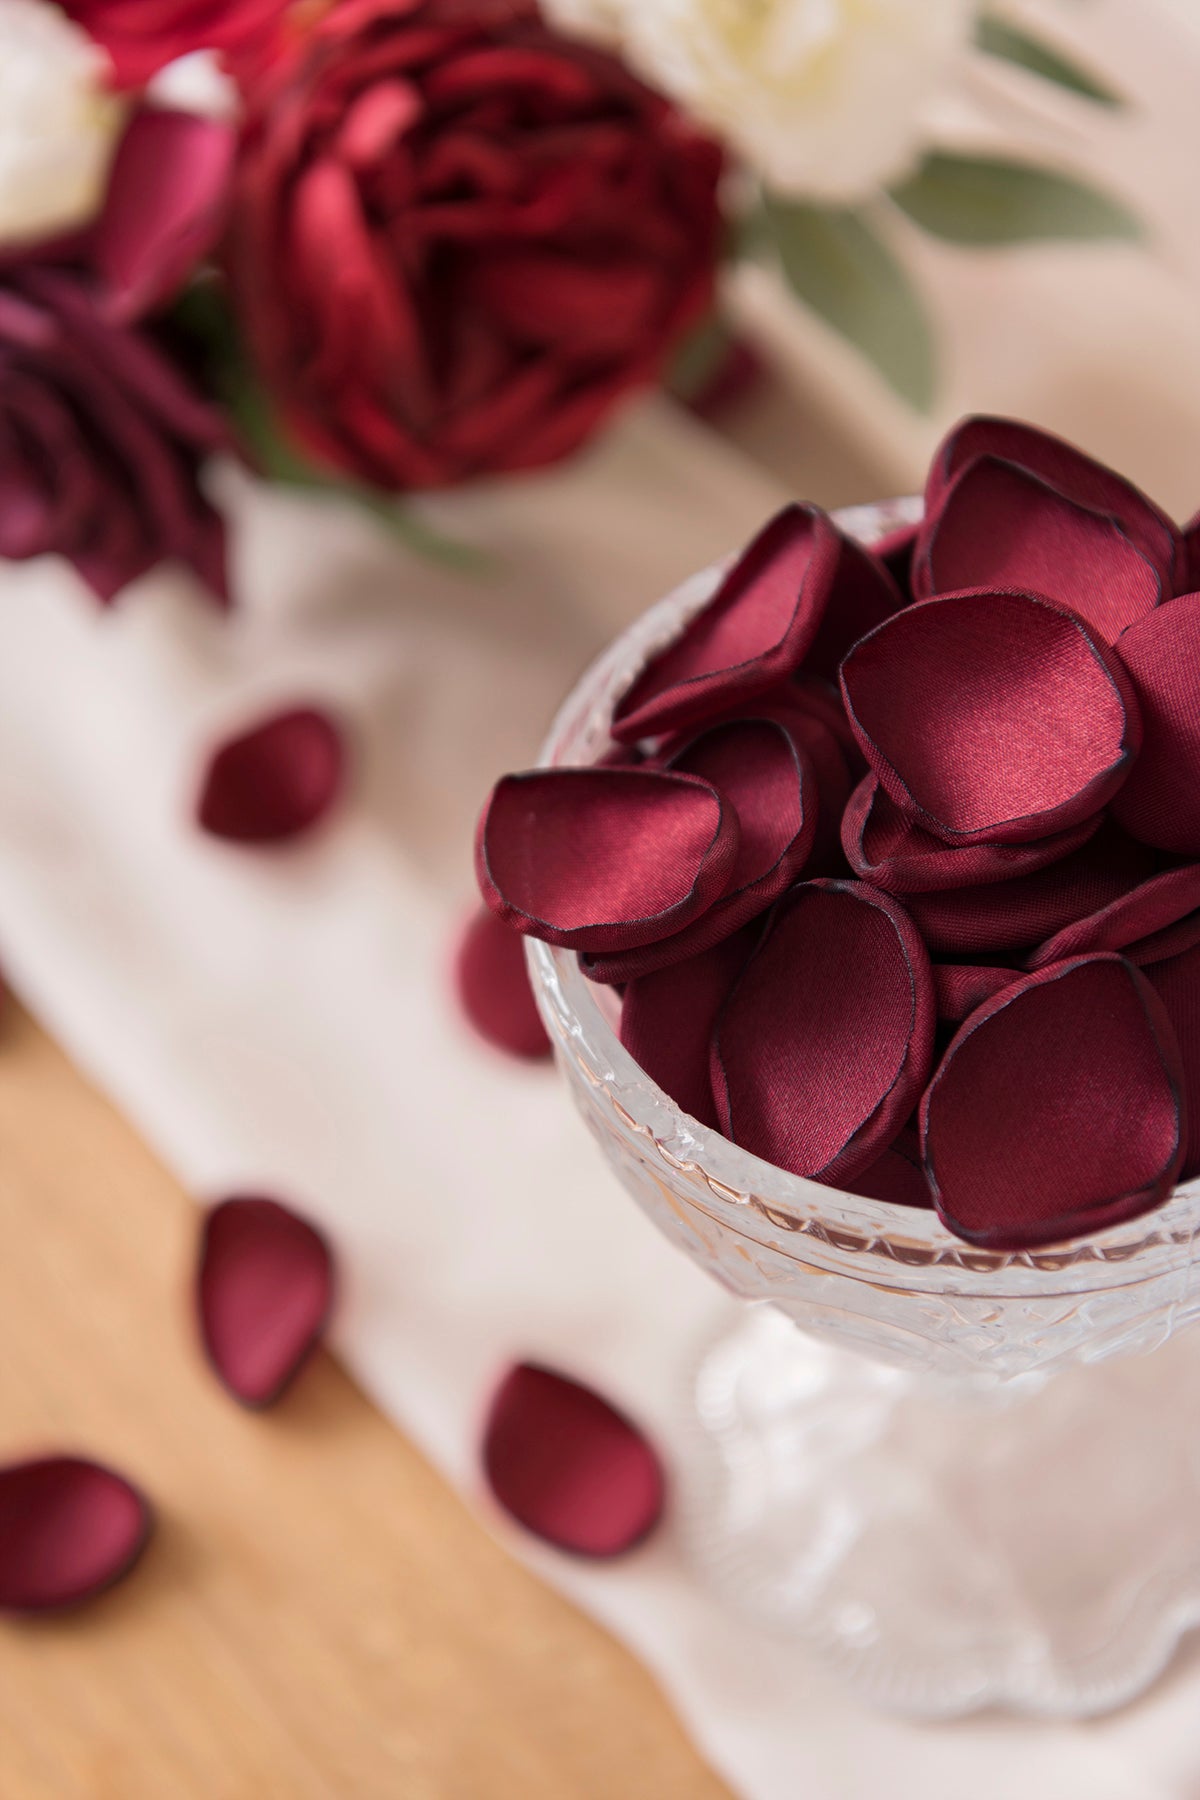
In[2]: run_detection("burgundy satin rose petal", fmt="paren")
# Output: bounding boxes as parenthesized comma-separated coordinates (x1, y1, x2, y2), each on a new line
(846, 1131, 933, 1208)
(1027, 864, 1200, 970)
(96, 110, 236, 320)
(1145, 941, 1200, 1178)
(842, 774, 1102, 896)
(905, 823, 1154, 956)
(198, 1197, 335, 1408)
(482, 1363, 665, 1558)
(610, 505, 843, 742)
(1127, 909, 1200, 968)
(840, 588, 1141, 846)
(476, 767, 738, 953)
(620, 930, 755, 1126)
(787, 673, 864, 767)
(925, 416, 1180, 589)
(922, 955, 1185, 1250)
(801, 527, 903, 683)
(934, 963, 1018, 1021)
(871, 520, 918, 600)
(0, 1457, 152, 1613)
(916, 457, 1162, 643)
(454, 906, 551, 1061)
(712, 880, 935, 1185)
(196, 707, 347, 844)
(1110, 592, 1200, 856)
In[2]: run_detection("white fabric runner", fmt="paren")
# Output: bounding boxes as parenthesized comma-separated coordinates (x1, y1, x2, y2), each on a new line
(3, 396, 1200, 1798)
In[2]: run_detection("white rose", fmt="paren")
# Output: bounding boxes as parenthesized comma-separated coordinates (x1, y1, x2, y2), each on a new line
(546, 0, 975, 203)
(0, 0, 125, 247)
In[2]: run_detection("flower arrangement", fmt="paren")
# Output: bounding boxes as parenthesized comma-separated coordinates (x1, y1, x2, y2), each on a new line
(0, 0, 1136, 607)
(476, 417, 1200, 1253)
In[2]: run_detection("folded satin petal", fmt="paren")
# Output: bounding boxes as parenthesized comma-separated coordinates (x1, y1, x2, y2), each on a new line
(198, 1196, 335, 1408)
(1110, 592, 1200, 855)
(842, 774, 1101, 895)
(454, 906, 552, 1060)
(0, 1457, 152, 1613)
(477, 767, 739, 953)
(934, 963, 1018, 1021)
(619, 929, 756, 1126)
(1026, 863, 1200, 970)
(845, 1128, 932, 1208)
(1145, 941, 1200, 1179)
(840, 588, 1141, 846)
(921, 954, 1185, 1250)
(925, 416, 1181, 591)
(482, 1362, 665, 1558)
(1125, 908, 1200, 968)
(712, 879, 935, 1186)
(610, 505, 843, 742)
(801, 528, 903, 683)
(915, 456, 1162, 644)
(196, 706, 347, 844)
(904, 822, 1154, 955)
(581, 719, 814, 981)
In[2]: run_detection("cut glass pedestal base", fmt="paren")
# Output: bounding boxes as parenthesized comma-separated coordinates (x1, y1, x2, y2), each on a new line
(683, 1307, 1200, 1718)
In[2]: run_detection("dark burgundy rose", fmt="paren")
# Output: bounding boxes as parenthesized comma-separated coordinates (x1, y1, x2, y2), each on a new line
(840, 588, 1141, 847)
(924, 416, 1182, 592)
(229, 0, 723, 491)
(921, 955, 1185, 1250)
(914, 455, 1163, 645)
(0, 269, 228, 604)
(712, 880, 935, 1186)
(63, 0, 292, 85)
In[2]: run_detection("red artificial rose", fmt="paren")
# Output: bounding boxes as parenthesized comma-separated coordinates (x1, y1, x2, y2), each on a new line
(63, 0, 296, 86)
(228, 0, 723, 490)
(0, 269, 228, 604)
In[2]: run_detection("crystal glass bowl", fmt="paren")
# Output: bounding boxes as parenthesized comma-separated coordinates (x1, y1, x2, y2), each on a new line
(526, 499, 1200, 1719)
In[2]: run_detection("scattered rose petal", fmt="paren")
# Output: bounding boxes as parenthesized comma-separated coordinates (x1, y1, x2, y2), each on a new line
(904, 823, 1154, 956)
(934, 963, 1018, 1021)
(847, 1129, 932, 1208)
(476, 767, 738, 953)
(196, 706, 346, 844)
(712, 880, 934, 1185)
(482, 1363, 665, 1558)
(454, 906, 551, 1061)
(610, 505, 842, 742)
(916, 457, 1162, 643)
(925, 416, 1181, 590)
(1145, 941, 1200, 1178)
(1027, 864, 1200, 970)
(921, 955, 1185, 1249)
(582, 719, 814, 981)
(198, 1196, 334, 1407)
(1110, 593, 1200, 856)
(95, 109, 236, 320)
(840, 589, 1141, 845)
(842, 775, 1101, 895)
(619, 930, 755, 1126)
(0, 1456, 152, 1613)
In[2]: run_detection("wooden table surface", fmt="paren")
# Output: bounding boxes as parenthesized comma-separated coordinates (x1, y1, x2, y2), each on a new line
(0, 1003, 731, 1799)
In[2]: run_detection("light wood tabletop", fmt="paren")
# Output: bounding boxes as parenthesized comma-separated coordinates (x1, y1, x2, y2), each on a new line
(0, 1002, 731, 1800)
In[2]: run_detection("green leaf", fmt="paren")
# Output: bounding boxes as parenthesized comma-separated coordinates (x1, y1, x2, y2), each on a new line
(976, 17, 1121, 107)
(760, 196, 936, 412)
(890, 152, 1140, 246)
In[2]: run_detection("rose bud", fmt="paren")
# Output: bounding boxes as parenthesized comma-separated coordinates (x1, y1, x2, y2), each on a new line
(712, 879, 934, 1187)
(229, 0, 723, 493)
(476, 766, 739, 953)
(922, 955, 1185, 1250)
(840, 588, 1141, 846)
(924, 415, 1182, 593)
(0, 268, 229, 604)
(914, 456, 1162, 644)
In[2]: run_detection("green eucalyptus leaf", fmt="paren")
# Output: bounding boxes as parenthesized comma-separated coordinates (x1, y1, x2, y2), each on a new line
(976, 17, 1121, 106)
(761, 195, 936, 412)
(891, 152, 1140, 245)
